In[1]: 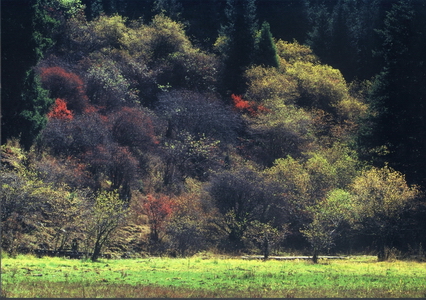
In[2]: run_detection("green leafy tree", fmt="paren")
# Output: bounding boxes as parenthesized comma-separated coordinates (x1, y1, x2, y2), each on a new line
(165, 215, 206, 257)
(301, 189, 354, 263)
(350, 165, 419, 261)
(84, 190, 127, 261)
(243, 220, 286, 259)
(1, 141, 83, 256)
(161, 131, 221, 188)
(247, 101, 315, 166)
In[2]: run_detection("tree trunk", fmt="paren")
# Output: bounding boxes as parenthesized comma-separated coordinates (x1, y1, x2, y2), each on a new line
(377, 237, 387, 261)
(312, 249, 318, 264)
(91, 239, 102, 261)
(262, 235, 270, 260)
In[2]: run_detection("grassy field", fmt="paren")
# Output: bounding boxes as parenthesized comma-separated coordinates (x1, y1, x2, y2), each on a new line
(1, 253, 426, 298)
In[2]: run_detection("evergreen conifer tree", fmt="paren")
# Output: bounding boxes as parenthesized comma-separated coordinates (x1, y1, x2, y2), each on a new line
(1, 0, 37, 144)
(19, 69, 54, 149)
(254, 21, 279, 68)
(219, 0, 258, 96)
(367, 0, 426, 185)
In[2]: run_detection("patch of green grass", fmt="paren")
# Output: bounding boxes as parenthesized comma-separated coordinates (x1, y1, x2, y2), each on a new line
(2, 255, 426, 298)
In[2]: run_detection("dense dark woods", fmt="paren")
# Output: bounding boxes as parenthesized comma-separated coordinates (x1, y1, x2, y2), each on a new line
(2, 0, 426, 262)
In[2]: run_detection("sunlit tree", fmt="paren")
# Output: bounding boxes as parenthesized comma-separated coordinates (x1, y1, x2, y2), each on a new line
(350, 165, 419, 260)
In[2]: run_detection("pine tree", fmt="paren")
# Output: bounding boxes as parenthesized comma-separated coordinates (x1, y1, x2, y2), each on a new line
(219, 0, 258, 96)
(1, 0, 37, 144)
(305, 1, 332, 63)
(367, 0, 426, 185)
(305, 0, 382, 81)
(19, 69, 54, 149)
(253, 21, 279, 68)
(153, 0, 183, 21)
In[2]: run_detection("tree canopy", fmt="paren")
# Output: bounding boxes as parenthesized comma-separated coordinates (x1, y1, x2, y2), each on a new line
(2, 0, 425, 261)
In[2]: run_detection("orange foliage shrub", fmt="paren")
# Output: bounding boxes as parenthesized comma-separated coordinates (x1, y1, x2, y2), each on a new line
(142, 194, 176, 242)
(48, 98, 73, 120)
(231, 94, 269, 116)
(40, 67, 89, 113)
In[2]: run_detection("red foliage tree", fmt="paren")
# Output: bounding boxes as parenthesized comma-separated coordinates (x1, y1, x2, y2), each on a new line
(40, 67, 89, 113)
(142, 194, 175, 243)
(231, 94, 269, 116)
(47, 98, 73, 120)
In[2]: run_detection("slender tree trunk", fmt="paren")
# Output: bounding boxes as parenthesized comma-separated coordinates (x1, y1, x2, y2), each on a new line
(91, 238, 102, 261)
(377, 237, 387, 261)
(312, 249, 318, 264)
(263, 235, 270, 260)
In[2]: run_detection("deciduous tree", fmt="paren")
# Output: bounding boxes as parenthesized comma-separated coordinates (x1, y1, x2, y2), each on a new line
(157, 90, 242, 143)
(83, 190, 127, 261)
(48, 98, 74, 120)
(301, 189, 354, 263)
(39, 66, 89, 113)
(350, 165, 419, 260)
(141, 194, 175, 245)
(207, 168, 286, 251)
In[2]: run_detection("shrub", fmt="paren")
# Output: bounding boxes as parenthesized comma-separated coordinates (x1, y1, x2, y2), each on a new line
(40, 67, 88, 113)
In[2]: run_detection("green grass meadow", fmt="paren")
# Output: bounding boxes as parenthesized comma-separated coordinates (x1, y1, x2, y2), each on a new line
(1, 254, 426, 298)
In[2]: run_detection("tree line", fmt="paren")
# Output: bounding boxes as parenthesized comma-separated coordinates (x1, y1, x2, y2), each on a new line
(2, 0, 426, 262)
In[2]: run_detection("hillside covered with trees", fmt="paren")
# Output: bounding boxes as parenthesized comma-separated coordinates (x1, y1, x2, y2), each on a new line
(2, 0, 426, 261)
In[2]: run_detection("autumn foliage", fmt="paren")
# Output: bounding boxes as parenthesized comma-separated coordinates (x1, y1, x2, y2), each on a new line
(111, 107, 159, 150)
(142, 194, 176, 243)
(231, 94, 269, 116)
(40, 67, 89, 113)
(5, 4, 426, 261)
(48, 98, 73, 120)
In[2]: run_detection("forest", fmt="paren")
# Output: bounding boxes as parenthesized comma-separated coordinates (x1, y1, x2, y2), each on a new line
(2, 0, 426, 262)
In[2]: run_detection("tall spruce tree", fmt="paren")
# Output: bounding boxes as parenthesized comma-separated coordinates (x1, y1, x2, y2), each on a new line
(153, 0, 183, 21)
(253, 21, 279, 68)
(219, 0, 258, 96)
(305, 1, 332, 64)
(367, 0, 426, 186)
(305, 0, 382, 81)
(19, 69, 54, 150)
(1, 0, 37, 145)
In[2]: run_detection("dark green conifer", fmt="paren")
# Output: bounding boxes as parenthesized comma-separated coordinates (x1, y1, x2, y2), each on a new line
(219, 0, 258, 96)
(367, 0, 426, 185)
(254, 21, 279, 68)
(19, 69, 54, 150)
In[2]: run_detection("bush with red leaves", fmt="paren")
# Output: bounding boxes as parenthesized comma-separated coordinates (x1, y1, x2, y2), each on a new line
(142, 194, 176, 243)
(40, 67, 89, 113)
(231, 94, 269, 116)
(48, 98, 74, 120)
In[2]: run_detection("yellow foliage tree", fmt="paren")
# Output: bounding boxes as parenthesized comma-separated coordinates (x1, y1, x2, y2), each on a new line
(84, 190, 128, 261)
(350, 165, 419, 260)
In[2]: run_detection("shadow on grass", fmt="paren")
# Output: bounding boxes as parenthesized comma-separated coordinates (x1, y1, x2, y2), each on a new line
(2, 281, 423, 298)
